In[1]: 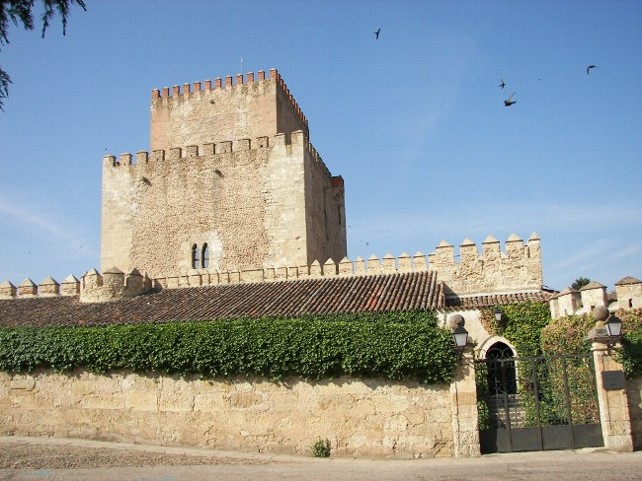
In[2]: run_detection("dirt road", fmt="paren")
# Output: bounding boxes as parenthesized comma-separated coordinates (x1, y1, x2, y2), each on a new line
(1, 436, 641, 481)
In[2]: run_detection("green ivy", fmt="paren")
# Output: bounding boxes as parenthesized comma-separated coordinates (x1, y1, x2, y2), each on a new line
(0, 312, 456, 384)
(479, 302, 551, 357)
(620, 330, 642, 378)
(615, 308, 642, 378)
(479, 303, 642, 380)
(537, 308, 642, 379)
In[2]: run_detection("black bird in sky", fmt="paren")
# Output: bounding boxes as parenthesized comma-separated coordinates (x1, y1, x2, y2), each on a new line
(586, 64, 597, 75)
(374, 28, 381, 39)
(499, 79, 505, 89)
(504, 92, 517, 107)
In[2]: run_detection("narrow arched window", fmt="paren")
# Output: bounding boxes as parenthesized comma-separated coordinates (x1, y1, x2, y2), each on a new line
(201, 243, 209, 268)
(191, 244, 200, 269)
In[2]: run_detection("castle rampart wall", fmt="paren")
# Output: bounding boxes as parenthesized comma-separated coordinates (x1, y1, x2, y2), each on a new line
(429, 233, 543, 296)
(150, 69, 308, 151)
(3, 235, 544, 300)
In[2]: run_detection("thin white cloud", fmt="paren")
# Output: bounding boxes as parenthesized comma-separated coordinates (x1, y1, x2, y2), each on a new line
(0, 194, 83, 249)
(546, 241, 642, 289)
(608, 242, 642, 262)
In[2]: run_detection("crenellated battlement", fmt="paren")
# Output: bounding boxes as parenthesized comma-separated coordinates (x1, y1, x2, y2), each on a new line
(0, 269, 152, 302)
(104, 130, 330, 170)
(1, 234, 543, 301)
(549, 276, 642, 318)
(0, 276, 80, 299)
(79, 267, 152, 303)
(149, 234, 540, 292)
(1, 254, 423, 299)
(103, 130, 340, 193)
(153, 252, 430, 289)
(270, 68, 308, 128)
(151, 234, 541, 292)
(150, 69, 308, 152)
(428, 233, 543, 296)
(1, 234, 542, 302)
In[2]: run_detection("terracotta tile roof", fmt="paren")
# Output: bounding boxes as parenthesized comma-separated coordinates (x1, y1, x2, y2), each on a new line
(0, 271, 444, 328)
(443, 290, 552, 310)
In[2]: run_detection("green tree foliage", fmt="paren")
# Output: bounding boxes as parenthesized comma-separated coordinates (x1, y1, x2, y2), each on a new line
(571, 277, 591, 290)
(0, 312, 457, 384)
(0, 0, 86, 109)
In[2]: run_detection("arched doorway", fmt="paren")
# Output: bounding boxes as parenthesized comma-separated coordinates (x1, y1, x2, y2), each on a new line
(485, 341, 517, 395)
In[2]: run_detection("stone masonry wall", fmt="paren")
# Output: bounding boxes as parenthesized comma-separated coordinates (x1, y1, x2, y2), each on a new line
(101, 131, 345, 280)
(303, 137, 346, 267)
(626, 376, 642, 450)
(0, 371, 454, 458)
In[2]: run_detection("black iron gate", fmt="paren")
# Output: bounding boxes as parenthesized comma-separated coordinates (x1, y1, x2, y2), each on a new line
(475, 352, 603, 453)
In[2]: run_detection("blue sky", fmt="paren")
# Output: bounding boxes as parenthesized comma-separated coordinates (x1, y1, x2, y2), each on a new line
(0, 0, 640, 292)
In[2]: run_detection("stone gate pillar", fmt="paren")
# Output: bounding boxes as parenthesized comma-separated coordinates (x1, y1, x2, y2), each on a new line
(449, 350, 481, 457)
(592, 343, 634, 451)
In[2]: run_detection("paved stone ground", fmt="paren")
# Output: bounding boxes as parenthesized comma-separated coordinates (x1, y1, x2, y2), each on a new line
(1, 436, 641, 481)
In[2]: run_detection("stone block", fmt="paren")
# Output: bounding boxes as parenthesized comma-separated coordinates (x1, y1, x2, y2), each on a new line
(193, 393, 227, 413)
(10, 377, 35, 391)
(124, 391, 158, 411)
(82, 393, 126, 410)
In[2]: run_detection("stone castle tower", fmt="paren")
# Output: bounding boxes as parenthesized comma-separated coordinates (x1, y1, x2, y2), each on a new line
(101, 69, 347, 279)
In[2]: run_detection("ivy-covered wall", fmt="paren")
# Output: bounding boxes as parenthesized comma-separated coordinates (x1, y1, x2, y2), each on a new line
(478, 302, 551, 356)
(478, 303, 642, 378)
(0, 311, 468, 458)
(617, 308, 642, 379)
(0, 311, 457, 384)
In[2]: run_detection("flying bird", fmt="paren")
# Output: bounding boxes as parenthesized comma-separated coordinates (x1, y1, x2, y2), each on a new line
(504, 92, 517, 107)
(499, 79, 505, 89)
(374, 28, 381, 39)
(586, 64, 597, 75)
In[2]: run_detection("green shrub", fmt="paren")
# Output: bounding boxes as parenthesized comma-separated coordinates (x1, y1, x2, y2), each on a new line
(312, 438, 331, 457)
(540, 314, 595, 355)
(537, 308, 642, 379)
(616, 308, 642, 378)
